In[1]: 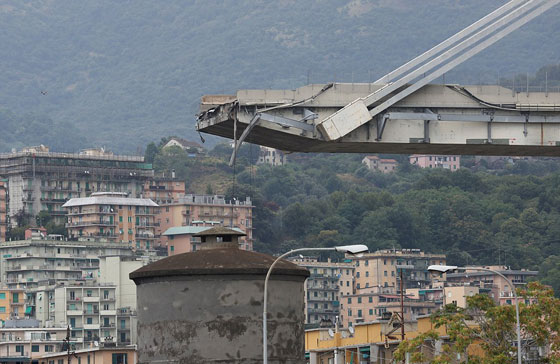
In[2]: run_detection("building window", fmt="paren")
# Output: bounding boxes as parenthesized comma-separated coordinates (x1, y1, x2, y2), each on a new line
(391, 271, 395, 277)
(365, 271, 369, 277)
(384, 271, 387, 277)
(346, 281, 349, 287)
(348, 309, 352, 316)
(357, 297, 362, 304)
(364, 260, 369, 266)
(0, 307, 5, 313)
(348, 298, 352, 304)
(356, 284, 360, 289)
(12, 293, 18, 303)
(0, 293, 5, 299)
(128, 217, 132, 223)
(369, 309, 373, 315)
(357, 309, 362, 318)
(170, 246, 174, 252)
(369, 296, 373, 303)
(112, 353, 128, 364)
(356, 272, 360, 278)
(119, 216, 123, 222)
(32, 345, 39, 352)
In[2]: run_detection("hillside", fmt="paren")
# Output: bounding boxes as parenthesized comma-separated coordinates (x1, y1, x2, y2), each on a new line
(149, 143, 560, 295)
(1, 1, 560, 152)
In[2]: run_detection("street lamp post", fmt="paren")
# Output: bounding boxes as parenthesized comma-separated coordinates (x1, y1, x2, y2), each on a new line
(263, 244, 369, 364)
(428, 265, 522, 364)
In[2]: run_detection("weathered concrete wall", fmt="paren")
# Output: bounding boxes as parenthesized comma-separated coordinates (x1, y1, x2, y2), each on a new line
(136, 275, 306, 364)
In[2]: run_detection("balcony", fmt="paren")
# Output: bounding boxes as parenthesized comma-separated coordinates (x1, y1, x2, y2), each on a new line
(84, 323, 100, 330)
(100, 297, 116, 302)
(117, 326, 130, 331)
(83, 296, 100, 302)
(84, 310, 100, 315)
(67, 310, 83, 316)
(66, 221, 117, 228)
(100, 310, 117, 316)
(101, 322, 115, 328)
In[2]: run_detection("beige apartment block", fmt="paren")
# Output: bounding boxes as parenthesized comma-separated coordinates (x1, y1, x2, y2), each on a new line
(443, 285, 480, 308)
(445, 266, 537, 306)
(291, 257, 354, 327)
(341, 292, 437, 328)
(157, 194, 253, 250)
(352, 249, 446, 295)
(64, 192, 159, 250)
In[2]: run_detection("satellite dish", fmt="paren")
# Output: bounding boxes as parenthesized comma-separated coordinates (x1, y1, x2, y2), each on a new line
(328, 329, 334, 338)
(94, 341, 99, 347)
(348, 326, 355, 335)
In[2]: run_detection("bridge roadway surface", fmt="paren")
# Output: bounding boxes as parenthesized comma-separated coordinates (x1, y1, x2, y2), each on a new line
(196, 83, 560, 156)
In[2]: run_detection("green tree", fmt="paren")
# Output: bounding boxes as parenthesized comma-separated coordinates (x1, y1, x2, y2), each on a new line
(394, 282, 560, 363)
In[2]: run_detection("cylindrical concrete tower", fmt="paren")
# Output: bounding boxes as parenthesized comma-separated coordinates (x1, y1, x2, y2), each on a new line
(130, 226, 309, 364)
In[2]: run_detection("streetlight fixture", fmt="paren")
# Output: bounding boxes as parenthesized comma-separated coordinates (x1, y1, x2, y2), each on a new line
(263, 244, 369, 364)
(427, 265, 522, 364)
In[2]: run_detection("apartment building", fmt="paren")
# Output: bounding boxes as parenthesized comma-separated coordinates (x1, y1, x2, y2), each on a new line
(352, 249, 446, 294)
(39, 345, 137, 364)
(0, 180, 6, 242)
(64, 192, 159, 250)
(0, 288, 26, 321)
(158, 194, 253, 250)
(0, 325, 67, 363)
(257, 146, 287, 166)
(361, 156, 398, 173)
(0, 147, 154, 226)
(142, 179, 185, 205)
(445, 266, 538, 306)
(341, 292, 437, 327)
(409, 154, 460, 170)
(0, 239, 134, 291)
(291, 257, 355, 327)
(163, 226, 245, 255)
(99, 255, 159, 310)
(53, 285, 134, 346)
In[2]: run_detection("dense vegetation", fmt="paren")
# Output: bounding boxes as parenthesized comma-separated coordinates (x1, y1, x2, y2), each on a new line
(147, 141, 560, 295)
(1, 0, 560, 152)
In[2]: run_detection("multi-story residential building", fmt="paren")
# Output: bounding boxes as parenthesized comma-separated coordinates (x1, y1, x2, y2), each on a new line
(0, 239, 134, 291)
(409, 154, 461, 170)
(352, 249, 446, 294)
(158, 194, 253, 250)
(64, 192, 159, 250)
(99, 255, 159, 310)
(341, 292, 437, 327)
(361, 156, 398, 173)
(0, 288, 26, 321)
(163, 226, 244, 255)
(291, 257, 355, 327)
(0, 325, 67, 362)
(40, 345, 137, 364)
(53, 285, 134, 346)
(257, 146, 287, 166)
(142, 178, 185, 205)
(0, 180, 7, 242)
(445, 266, 538, 306)
(0, 147, 154, 226)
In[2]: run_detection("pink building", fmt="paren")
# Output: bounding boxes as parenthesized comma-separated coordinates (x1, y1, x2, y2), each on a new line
(409, 154, 460, 171)
(163, 225, 245, 255)
(157, 194, 253, 250)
